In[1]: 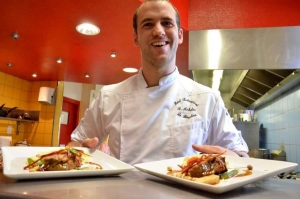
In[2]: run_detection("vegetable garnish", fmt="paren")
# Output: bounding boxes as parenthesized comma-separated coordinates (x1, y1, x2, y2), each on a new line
(220, 169, 239, 179)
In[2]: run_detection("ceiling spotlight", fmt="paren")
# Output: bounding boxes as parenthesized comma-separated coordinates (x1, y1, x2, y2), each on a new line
(11, 33, 20, 40)
(57, 58, 63, 63)
(7, 62, 12, 67)
(32, 73, 37, 77)
(123, 68, 138, 73)
(85, 73, 90, 78)
(110, 52, 117, 58)
(76, 23, 100, 35)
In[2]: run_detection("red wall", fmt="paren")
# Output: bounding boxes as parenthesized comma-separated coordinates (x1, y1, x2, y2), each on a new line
(170, 0, 189, 30)
(140, 0, 300, 31)
(138, 0, 189, 30)
(188, 0, 300, 30)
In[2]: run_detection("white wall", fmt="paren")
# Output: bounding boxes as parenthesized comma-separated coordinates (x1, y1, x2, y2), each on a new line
(256, 84, 300, 172)
(95, 84, 104, 91)
(89, 84, 104, 105)
(63, 82, 82, 101)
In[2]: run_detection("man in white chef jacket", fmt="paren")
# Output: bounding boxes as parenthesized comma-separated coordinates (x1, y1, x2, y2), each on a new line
(68, 0, 249, 165)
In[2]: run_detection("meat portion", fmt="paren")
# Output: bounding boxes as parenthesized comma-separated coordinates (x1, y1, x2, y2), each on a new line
(24, 148, 86, 171)
(188, 156, 227, 178)
(43, 159, 68, 171)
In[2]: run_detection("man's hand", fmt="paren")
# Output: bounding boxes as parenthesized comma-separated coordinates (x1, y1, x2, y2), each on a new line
(81, 137, 99, 148)
(99, 142, 110, 155)
(192, 144, 249, 157)
(67, 137, 99, 149)
(68, 137, 110, 155)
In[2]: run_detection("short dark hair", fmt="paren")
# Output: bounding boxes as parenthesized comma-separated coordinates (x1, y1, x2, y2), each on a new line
(133, 0, 181, 34)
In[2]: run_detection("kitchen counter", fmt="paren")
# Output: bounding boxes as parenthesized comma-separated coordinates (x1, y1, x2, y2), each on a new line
(1, 170, 300, 199)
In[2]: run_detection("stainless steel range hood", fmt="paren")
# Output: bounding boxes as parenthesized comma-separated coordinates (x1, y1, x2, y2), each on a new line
(189, 26, 300, 109)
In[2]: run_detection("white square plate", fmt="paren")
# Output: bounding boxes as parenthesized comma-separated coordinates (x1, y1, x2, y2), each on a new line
(134, 155, 298, 194)
(1, 146, 134, 180)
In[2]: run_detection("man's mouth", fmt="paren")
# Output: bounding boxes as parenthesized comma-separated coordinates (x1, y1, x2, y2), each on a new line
(152, 41, 169, 47)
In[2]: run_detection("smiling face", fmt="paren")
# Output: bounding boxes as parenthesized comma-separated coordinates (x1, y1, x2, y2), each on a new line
(133, 1, 183, 70)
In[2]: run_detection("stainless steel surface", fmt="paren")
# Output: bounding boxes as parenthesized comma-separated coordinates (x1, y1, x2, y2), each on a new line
(1, 170, 300, 199)
(189, 26, 300, 109)
(189, 26, 300, 70)
(192, 69, 300, 109)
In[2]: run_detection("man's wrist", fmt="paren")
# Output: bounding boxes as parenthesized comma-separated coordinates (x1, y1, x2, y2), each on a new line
(236, 153, 243, 157)
(234, 151, 249, 157)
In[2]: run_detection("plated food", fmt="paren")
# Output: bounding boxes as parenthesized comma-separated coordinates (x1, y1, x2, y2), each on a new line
(1, 146, 134, 179)
(134, 155, 298, 194)
(167, 153, 253, 185)
(24, 147, 102, 172)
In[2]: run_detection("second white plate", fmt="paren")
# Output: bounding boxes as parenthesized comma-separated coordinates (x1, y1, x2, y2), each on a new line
(134, 155, 298, 194)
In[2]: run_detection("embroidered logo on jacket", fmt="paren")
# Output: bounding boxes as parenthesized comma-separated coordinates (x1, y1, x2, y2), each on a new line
(174, 98, 198, 119)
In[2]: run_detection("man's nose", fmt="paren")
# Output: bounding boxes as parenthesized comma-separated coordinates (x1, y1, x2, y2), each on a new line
(153, 24, 165, 36)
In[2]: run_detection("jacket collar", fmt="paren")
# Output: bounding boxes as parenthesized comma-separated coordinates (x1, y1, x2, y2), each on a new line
(137, 67, 179, 89)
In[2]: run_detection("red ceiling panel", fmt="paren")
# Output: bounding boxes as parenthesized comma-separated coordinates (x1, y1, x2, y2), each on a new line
(0, 0, 189, 85)
(1, 0, 300, 85)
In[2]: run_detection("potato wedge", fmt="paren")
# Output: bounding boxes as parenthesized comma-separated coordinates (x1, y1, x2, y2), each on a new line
(191, 174, 220, 185)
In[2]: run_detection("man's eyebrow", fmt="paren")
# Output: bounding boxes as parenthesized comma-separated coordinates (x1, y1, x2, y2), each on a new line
(161, 17, 175, 22)
(140, 18, 153, 25)
(140, 17, 175, 25)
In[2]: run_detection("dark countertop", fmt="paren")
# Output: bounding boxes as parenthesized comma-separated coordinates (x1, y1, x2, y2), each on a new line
(1, 170, 300, 199)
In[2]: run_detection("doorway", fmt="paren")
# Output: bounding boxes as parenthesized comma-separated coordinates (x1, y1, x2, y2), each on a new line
(59, 97, 80, 146)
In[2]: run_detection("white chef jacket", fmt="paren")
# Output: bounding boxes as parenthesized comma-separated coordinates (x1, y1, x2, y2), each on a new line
(71, 67, 248, 165)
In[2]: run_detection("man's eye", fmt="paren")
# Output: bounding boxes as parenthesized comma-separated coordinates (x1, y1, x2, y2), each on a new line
(162, 21, 174, 27)
(143, 23, 153, 28)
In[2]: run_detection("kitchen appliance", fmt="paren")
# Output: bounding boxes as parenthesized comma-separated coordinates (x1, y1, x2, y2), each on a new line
(0, 104, 18, 117)
(276, 172, 300, 180)
(38, 87, 55, 105)
(271, 149, 286, 161)
(17, 112, 32, 120)
(0, 136, 12, 147)
(239, 113, 251, 122)
(14, 139, 31, 146)
(249, 148, 270, 159)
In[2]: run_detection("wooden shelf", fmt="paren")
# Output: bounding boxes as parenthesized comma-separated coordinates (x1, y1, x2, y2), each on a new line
(0, 116, 39, 135)
(0, 117, 38, 123)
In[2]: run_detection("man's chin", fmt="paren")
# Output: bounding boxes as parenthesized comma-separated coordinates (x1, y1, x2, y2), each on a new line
(154, 53, 170, 62)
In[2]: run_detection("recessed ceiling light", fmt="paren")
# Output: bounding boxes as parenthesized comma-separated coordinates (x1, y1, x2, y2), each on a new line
(123, 68, 138, 73)
(85, 73, 90, 78)
(7, 62, 12, 67)
(110, 52, 117, 58)
(11, 33, 19, 40)
(76, 23, 100, 35)
(57, 58, 63, 63)
(32, 73, 37, 77)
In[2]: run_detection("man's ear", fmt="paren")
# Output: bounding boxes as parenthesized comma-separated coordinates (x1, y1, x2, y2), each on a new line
(178, 28, 183, 44)
(133, 32, 139, 46)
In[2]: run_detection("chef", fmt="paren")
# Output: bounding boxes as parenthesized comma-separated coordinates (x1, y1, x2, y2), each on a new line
(68, 0, 249, 165)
